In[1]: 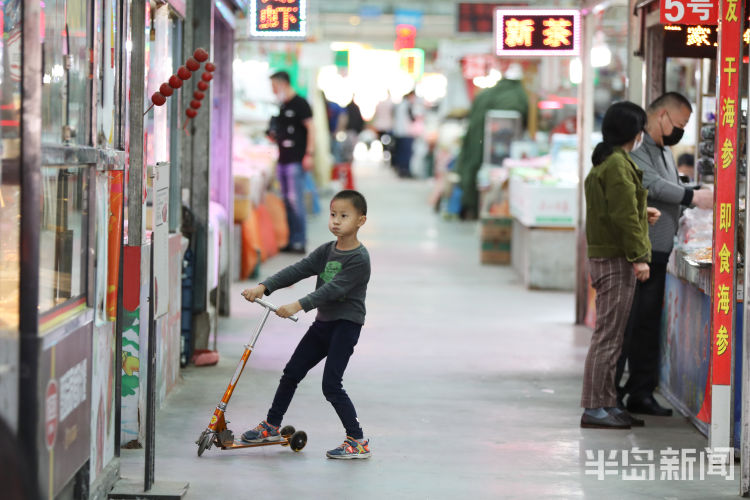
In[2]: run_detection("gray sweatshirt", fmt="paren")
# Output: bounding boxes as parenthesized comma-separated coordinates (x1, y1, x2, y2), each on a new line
(629, 132, 692, 258)
(262, 241, 370, 325)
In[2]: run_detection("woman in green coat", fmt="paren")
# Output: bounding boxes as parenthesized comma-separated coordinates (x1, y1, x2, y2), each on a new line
(580, 101, 659, 429)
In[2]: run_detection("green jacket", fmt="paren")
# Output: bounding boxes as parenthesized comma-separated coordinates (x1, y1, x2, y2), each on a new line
(456, 79, 528, 216)
(585, 148, 651, 263)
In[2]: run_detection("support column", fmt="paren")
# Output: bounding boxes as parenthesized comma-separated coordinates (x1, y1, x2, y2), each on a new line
(18, 0, 42, 491)
(575, 11, 594, 325)
(184, 0, 214, 350)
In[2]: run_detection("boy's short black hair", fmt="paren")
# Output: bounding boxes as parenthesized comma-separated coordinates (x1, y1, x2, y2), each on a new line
(332, 190, 367, 215)
(270, 70, 291, 84)
(677, 153, 694, 167)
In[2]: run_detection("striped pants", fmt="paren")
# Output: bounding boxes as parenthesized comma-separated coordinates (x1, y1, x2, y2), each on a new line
(581, 258, 637, 408)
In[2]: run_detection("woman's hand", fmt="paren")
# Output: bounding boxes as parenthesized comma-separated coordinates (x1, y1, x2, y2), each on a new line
(647, 207, 661, 226)
(241, 285, 266, 302)
(633, 262, 650, 282)
(276, 301, 303, 318)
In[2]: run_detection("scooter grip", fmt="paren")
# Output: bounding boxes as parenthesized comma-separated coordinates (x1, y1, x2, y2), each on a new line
(253, 297, 299, 322)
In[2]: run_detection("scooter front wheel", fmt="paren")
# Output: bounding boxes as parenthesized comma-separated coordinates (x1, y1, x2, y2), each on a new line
(197, 431, 213, 457)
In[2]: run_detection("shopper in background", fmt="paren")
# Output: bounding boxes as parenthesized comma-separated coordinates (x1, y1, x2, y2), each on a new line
(332, 97, 365, 190)
(392, 90, 419, 178)
(581, 101, 656, 430)
(455, 63, 528, 220)
(615, 93, 712, 417)
(677, 153, 695, 181)
(372, 93, 395, 163)
(270, 71, 314, 254)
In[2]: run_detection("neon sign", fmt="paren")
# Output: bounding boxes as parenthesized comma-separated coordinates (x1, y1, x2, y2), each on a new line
(250, 0, 307, 38)
(495, 9, 580, 57)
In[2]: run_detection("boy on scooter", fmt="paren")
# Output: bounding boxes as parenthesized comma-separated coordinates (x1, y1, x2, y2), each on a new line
(240, 190, 371, 459)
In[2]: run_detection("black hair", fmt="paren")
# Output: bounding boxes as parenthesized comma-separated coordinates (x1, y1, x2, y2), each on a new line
(648, 92, 693, 113)
(270, 70, 291, 84)
(332, 190, 367, 215)
(677, 153, 694, 167)
(591, 101, 647, 166)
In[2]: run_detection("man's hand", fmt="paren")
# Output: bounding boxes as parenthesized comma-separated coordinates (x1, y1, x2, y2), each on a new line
(647, 207, 661, 226)
(302, 153, 314, 172)
(633, 262, 650, 282)
(276, 301, 302, 318)
(692, 188, 713, 209)
(241, 285, 266, 302)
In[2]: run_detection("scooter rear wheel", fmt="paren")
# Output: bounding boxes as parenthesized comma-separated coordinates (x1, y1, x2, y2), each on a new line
(290, 430, 307, 452)
(197, 431, 213, 457)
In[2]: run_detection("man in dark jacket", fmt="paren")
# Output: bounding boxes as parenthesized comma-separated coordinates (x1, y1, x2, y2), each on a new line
(616, 92, 712, 416)
(455, 67, 528, 219)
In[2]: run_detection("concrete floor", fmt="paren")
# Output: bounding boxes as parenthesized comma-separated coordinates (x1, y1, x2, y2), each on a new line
(120, 164, 741, 499)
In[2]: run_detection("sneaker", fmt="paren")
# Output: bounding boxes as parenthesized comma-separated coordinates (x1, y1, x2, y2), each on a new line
(241, 421, 282, 443)
(326, 437, 371, 459)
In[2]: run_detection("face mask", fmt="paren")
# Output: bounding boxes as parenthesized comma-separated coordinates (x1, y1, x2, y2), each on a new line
(663, 126, 684, 146)
(662, 112, 685, 146)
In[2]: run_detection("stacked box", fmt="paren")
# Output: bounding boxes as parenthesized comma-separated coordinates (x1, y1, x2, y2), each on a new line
(480, 216, 512, 265)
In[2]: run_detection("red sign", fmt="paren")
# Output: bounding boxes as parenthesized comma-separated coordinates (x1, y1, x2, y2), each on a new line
(45, 380, 58, 450)
(458, 3, 515, 33)
(250, 0, 306, 38)
(495, 9, 580, 57)
(711, 0, 742, 386)
(660, 0, 718, 25)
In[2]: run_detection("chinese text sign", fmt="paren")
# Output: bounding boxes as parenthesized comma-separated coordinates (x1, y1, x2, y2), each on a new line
(251, 0, 307, 38)
(711, 0, 742, 386)
(495, 9, 580, 57)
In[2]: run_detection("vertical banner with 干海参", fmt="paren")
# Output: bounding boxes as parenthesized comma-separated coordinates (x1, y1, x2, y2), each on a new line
(710, 0, 743, 457)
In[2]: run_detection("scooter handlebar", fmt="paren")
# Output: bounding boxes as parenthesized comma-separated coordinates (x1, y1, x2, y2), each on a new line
(253, 297, 299, 322)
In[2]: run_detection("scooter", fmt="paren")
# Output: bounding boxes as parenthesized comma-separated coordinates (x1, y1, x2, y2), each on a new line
(195, 297, 307, 456)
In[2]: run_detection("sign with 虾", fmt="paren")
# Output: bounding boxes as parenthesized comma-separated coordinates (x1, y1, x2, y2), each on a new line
(494, 9, 580, 57)
(660, 0, 718, 25)
(250, 0, 306, 38)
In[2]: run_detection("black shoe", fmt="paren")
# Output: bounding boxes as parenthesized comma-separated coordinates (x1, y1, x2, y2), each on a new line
(615, 410, 645, 427)
(580, 412, 631, 430)
(626, 395, 673, 416)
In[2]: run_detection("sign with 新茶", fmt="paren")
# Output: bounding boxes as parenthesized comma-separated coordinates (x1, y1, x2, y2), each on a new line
(250, 0, 306, 38)
(660, 0, 718, 25)
(494, 9, 580, 57)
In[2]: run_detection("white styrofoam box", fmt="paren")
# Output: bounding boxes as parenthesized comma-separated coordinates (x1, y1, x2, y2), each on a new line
(509, 176, 577, 228)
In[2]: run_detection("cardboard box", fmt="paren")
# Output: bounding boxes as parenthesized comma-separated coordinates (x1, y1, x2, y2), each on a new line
(234, 198, 252, 223)
(481, 239, 511, 265)
(481, 216, 512, 241)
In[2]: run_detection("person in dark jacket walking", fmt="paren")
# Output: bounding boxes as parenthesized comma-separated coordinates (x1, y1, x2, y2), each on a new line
(581, 101, 660, 430)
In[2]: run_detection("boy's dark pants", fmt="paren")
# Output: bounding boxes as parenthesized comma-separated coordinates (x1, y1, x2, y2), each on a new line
(267, 319, 363, 439)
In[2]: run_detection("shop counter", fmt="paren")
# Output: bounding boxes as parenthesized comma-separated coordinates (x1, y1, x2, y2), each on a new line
(659, 249, 744, 448)
(508, 177, 577, 290)
(510, 218, 576, 290)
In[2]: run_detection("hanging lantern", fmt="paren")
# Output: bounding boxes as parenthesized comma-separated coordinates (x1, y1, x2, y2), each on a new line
(201, 72, 213, 82)
(204, 62, 216, 73)
(197, 81, 209, 91)
(194, 91, 205, 100)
